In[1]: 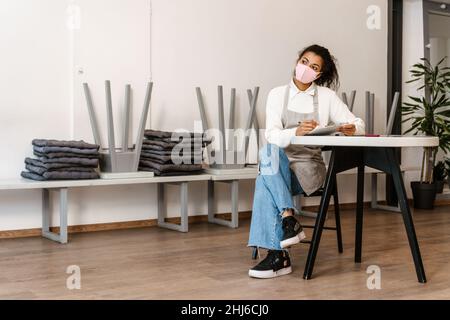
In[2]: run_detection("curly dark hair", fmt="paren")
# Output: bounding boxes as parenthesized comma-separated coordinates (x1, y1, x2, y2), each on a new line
(296, 44, 340, 90)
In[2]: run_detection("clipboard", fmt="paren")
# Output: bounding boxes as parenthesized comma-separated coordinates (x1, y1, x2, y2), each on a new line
(305, 125, 339, 136)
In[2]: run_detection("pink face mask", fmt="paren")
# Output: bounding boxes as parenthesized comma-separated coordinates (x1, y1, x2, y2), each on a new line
(295, 63, 319, 84)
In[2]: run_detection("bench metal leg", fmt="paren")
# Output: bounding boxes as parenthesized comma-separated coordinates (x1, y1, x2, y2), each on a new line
(370, 173, 401, 212)
(207, 180, 214, 222)
(230, 180, 239, 228)
(157, 182, 189, 233)
(41, 188, 68, 244)
(208, 180, 239, 229)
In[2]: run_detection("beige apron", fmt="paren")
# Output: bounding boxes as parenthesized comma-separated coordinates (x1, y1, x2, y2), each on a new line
(281, 84, 326, 195)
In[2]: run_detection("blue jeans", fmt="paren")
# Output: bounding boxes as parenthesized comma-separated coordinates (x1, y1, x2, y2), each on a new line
(248, 144, 303, 251)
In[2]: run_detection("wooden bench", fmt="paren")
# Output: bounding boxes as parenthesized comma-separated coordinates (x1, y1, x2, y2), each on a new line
(0, 164, 420, 244)
(0, 174, 212, 244)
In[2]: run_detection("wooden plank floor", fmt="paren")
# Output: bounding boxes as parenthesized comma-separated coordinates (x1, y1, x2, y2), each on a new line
(0, 206, 449, 300)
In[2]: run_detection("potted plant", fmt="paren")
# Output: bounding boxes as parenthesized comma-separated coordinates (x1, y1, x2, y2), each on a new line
(402, 57, 450, 209)
(433, 161, 447, 193)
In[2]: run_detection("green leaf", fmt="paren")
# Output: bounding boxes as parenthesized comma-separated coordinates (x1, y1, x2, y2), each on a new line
(418, 85, 426, 90)
(420, 57, 431, 65)
(403, 102, 420, 108)
(437, 56, 447, 67)
(406, 78, 421, 84)
(408, 96, 422, 103)
(414, 61, 427, 67)
(438, 71, 450, 78)
(435, 103, 450, 114)
(435, 115, 450, 122)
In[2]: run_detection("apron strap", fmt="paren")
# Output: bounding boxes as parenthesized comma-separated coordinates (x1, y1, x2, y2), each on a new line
(283, 84, 290, 110)
(282, 82, 319, 127)
(312, 85, 319, 120)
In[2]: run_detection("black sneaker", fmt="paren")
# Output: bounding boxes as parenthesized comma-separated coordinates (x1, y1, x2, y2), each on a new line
(280, 216, 306, 249)
(248, 250, 292, 279)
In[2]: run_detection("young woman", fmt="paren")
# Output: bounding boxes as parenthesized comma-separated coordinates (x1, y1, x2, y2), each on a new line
(248, 44, 365, 279)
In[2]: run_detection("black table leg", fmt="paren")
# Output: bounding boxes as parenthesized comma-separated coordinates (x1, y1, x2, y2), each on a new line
(303, 152, 337, 280)
(251, 247, 259, 260)
(333, 179, 343, 254)
(355, 164, 365, 263)
(301, 146, 426, 283)
(386, 148, 427, 283)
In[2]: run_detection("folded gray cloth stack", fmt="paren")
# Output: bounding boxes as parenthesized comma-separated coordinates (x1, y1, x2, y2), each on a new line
(21, 139, 100, 181)
(139, 130, 211, 176)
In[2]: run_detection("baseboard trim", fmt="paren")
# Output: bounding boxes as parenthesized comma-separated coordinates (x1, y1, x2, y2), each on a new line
(1, 200, 449, 240)
(0, 212, 253, 240)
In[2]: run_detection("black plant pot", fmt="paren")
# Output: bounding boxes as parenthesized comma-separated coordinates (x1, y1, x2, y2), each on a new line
(411, 181, 437, 210)
(435, 180, 445, 194)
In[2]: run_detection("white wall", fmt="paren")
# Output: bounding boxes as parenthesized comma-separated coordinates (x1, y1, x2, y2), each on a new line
(150, 0, 389, 208)
(429, 12, 450, 162)
(72, 0, 152, 146)
(430, 37, 450, 68)
(429, 11, 450, 82)
(0, 0, 388, 232)
(401, 0, 450, 187)
(402, 0, 424, 191)
(0, 0, 71, 230)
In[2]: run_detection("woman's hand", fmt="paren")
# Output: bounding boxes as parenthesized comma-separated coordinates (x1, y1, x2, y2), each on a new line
(296, 120, 318, 136)
(337, 123, 356, 136)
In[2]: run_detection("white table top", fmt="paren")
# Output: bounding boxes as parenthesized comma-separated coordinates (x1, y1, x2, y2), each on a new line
(0, 174, 212, 191)
(291, 135, 439, 148)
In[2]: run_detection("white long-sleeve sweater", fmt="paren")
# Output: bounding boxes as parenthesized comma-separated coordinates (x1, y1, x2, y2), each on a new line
(265, 81, 365, 148)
